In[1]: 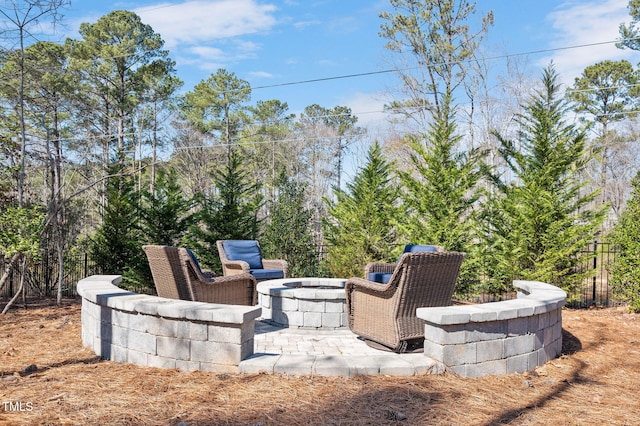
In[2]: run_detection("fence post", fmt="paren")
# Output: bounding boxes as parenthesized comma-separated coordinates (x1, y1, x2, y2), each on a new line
(84, 252, 88, 278)
(592, 240, 598, 305)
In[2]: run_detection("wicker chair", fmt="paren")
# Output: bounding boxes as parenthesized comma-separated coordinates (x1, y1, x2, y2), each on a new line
(365, 244, 445, 284)
(216, 240, 288, 282)
(346, 251, 465, 353)
(143, 245, 257, 305)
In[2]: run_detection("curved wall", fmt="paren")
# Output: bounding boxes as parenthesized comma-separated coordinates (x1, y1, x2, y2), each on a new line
(417, 280, 566, 378)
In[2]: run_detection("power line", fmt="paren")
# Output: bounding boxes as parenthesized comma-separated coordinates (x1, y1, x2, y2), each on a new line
(250, 38, 638, 92)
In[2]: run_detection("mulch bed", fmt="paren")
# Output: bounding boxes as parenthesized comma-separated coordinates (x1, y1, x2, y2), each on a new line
(1, 299, 638, 425)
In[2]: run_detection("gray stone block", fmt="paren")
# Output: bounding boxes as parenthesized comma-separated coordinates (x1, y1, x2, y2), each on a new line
(504, 335, 534, 358)
(127, 329, 157, 355)
(321, 312, 343, 328)
(378, 356, 417, 376)
(476, 339, 504, 363)
(506, 353, 530, 374)
(127, 348, 148, 366)
(175, 359, 201, 372)
(111, 344, 128, 363)
(199, 362, 239, 373)
(239, 353, 280, 374)
(465, 321, 507, 343)
(442, 342, 477, 366)
(280, 296, 299, 311)
(401, 354, 445, 375)
(467, 359, 507, 378)
(147, 355, 177, 370)
(274, 354, 316, 375)
(313, 355, 351, 376)
(191, 340, 242, 365)
(157, 336, 190, 360)
(303, 312, 322, 328)
(422, 339, 445, 362)
(425, 323, 466, 345)
(507, 316, 529, 337)
(325, 300, 344, 313)
(208, 324, 242, 343)
(300, 299, 325, 313)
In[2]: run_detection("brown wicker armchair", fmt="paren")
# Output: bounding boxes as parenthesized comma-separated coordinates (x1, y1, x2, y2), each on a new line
(346, 251, 465, 353)
(216, 240, 288, 282)
(143, 245, 257, 306)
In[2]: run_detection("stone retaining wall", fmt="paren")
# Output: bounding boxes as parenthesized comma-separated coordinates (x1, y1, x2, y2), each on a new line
(77, 275, 262, 373)
(417, 280, 566, 378)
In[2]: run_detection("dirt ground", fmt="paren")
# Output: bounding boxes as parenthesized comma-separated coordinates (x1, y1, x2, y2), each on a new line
(0, 300, 638, 426)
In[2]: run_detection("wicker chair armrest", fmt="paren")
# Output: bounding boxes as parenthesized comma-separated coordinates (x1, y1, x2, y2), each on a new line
(222, 260, 250, 275)
(262, 259, 288, 276)
(191, 273, 256, 305)
(364, 262, 396, 276)
(345, 276, 392, 295)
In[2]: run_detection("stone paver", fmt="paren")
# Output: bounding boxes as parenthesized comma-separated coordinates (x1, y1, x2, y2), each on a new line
(238, 319, 445, 377)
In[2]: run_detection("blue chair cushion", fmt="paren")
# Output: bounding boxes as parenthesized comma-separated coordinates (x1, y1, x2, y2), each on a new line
(403, 244, 438, 253)
(368, 272, 393, 284)
(250, 269, 284, 280)
(398, 244, 438, 262)
(184, 248, 204, 273)
(223, 240, 264, 269)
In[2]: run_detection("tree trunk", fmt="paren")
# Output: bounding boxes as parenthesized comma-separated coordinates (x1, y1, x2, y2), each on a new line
(2, 255, 28, 314)
(0, 253, 22, 295)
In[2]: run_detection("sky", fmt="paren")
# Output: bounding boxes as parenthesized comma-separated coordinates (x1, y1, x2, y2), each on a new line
(44, 0, 636, 127)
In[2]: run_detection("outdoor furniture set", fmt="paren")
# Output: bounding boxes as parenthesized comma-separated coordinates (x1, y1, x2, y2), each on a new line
(143, 241, 465, 353)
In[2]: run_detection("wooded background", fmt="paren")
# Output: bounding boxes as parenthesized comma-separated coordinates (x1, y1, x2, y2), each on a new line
(2, 0, 640, 312)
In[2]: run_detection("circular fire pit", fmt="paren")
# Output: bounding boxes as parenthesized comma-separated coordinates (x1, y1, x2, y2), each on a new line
(257, 278, 347, 329)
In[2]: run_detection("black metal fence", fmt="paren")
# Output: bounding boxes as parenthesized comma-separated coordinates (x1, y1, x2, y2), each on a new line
(0, 241, 624, 307)
(569, 240, 622, 308)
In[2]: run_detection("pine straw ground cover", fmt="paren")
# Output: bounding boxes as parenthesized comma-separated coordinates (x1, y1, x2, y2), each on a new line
(0, 300, 638, 426)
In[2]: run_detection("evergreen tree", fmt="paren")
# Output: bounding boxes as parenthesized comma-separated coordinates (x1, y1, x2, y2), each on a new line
(90, 165, 145, 288)
(187, 149, 262, 270)
(323, 141, 401, 278)
(139, 168, 194, 246)
(608, 172, 640, 312)
(398, 98, 485, 293)
(261, 171, 318, 277)
(485, 65, 606, 294)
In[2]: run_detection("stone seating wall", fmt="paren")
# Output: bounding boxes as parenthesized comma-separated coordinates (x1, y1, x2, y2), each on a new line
(416, 280, 566, 378)
(77, 275, 261, 373)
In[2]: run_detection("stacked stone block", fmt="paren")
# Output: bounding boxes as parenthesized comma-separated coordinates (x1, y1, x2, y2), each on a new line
(78, 275, 261, 373)
(417, 280, 566, 378)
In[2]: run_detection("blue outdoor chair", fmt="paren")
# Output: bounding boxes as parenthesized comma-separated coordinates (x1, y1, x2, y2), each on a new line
(217, 240, 288, 282)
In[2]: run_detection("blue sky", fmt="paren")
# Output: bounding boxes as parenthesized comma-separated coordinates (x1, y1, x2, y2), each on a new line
(51, 0, 636, 129)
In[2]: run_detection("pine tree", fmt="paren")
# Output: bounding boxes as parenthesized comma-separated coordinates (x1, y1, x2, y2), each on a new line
(139, 168, 194, 246)
(398, 98, 486, 293)
(323, 141, 402, 278)
(187, 149, 262, 270)
(485, 65, 606, 294)
(608, 172, 640, 312)
(261, 172, 318, 277)
(90, 166, 145, 288)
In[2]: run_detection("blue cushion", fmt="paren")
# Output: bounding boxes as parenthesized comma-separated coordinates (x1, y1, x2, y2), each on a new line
(250, 269, 284, 280)
(403, 244, 438, 253)
(184, 248, 204, 273)
(223, 240, 264, 269)
(368, 272, 393, 284)
(398, 244, 437, 262)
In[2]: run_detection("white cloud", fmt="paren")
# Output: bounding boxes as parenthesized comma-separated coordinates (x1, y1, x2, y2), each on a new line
(247, 71, 274, 79)
(136, 0, 277, 49)
(341, 91, 390, 129)
(543, 0, 633, 83)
